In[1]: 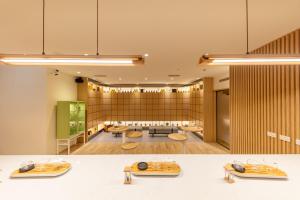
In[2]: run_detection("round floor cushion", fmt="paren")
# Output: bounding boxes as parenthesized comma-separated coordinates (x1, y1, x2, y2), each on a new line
(121, 142, 139, 150)
(126, 131, 143, 138)
(168, 133, 188, 141)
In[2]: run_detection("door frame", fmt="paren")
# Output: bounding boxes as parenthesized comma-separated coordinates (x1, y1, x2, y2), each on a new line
(215, 89, 230, 149)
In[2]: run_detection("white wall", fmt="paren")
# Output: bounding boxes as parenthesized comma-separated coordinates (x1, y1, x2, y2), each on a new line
(213, 72, 229, 91)
(0, 67, 77, 154)
(46, 69, 77, 154)
(0, 66, 48, 154)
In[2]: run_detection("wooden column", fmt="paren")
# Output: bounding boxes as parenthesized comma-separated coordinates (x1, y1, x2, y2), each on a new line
(203, 77, 216, 142)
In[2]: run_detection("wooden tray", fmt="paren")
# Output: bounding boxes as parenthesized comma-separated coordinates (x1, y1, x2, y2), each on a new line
(131, 162, 181, 176)
(224, 163, 288, 179)
(10, 162, 71, 178)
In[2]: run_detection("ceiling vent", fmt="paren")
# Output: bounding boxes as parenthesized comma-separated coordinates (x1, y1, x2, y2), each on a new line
(168, 74, 181, 77)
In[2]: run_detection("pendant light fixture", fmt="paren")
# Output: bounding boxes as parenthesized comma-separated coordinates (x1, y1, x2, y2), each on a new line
(199, 0, 300, 66)
(0, 0, 144, 66)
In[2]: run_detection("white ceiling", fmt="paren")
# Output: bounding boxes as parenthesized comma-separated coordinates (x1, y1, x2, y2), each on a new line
(1, 0, 300, 84)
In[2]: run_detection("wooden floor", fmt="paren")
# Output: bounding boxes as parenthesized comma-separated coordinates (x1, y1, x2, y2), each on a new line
(72, 141, 229, 154)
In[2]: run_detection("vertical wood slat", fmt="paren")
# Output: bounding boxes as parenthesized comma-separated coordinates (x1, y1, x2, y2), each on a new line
(290, 32, 296, 153)
(270, 43, 276, 153)
(243, 66, 247, 153)
(230, 29, 300, 154)
(296, 65, 300, 154)
(241, 66, 244, 153)
(295, 30, 300, 153)
(267, 64, 272, 153)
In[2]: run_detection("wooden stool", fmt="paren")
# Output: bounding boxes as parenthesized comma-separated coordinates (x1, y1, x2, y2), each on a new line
(126, 131, 143, 138)
(168, 133, 188, 154)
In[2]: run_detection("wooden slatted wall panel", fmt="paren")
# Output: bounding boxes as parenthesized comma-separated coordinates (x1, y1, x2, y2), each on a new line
(230, 29, 300, 154)
(189, 82, 204, 126)
(100, 91, 190, 121)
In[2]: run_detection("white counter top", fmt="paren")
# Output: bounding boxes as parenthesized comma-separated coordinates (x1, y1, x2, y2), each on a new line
(0, 155, 299, 200)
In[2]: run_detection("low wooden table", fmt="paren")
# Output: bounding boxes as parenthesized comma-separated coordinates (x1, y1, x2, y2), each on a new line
(126, 131, 143, 138)
(180, 126, 203, 132)
(180, 126, 203, 139)
(108, 126, 139, 150)
(108, 126, 128, 141)
(168, 133, 188, 141)
(168, 133, 188, 154)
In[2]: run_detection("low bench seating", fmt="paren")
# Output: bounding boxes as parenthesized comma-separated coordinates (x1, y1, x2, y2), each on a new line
(148, 126, 178, 137)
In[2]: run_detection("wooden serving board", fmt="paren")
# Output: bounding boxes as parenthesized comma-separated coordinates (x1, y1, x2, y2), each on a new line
(224, 163, 288, 179)
(131, 162, 181, 176)
(10, 162, 71, 178)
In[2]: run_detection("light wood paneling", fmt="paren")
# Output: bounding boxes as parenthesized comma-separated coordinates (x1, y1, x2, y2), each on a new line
(77, 77, 89, 142)
(189, 82, 204, 124)
(77, 78, 104, 137)
(230, 29, 300, 154)
(102, 91, 190, 121)
(187, 79, 215, 142)
(78, 79, 214, 140)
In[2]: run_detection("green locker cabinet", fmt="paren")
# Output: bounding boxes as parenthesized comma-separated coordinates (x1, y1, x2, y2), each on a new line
(56, 101, 86, 139)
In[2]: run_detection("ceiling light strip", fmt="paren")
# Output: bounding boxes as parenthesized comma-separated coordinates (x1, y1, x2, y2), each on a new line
(0, 0, 145, 67)
(0, 55, 144, 66)
(199, 54, 300, 65)
(198, 0, 300, 66)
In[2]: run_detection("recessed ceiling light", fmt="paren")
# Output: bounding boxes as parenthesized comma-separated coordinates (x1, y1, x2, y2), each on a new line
(77, 71, 81, 74)
(170, 77, 174, 80)
(144, 77, 148, 80)
(118, 77, 122, 81)
(144, 53, 149, 57)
